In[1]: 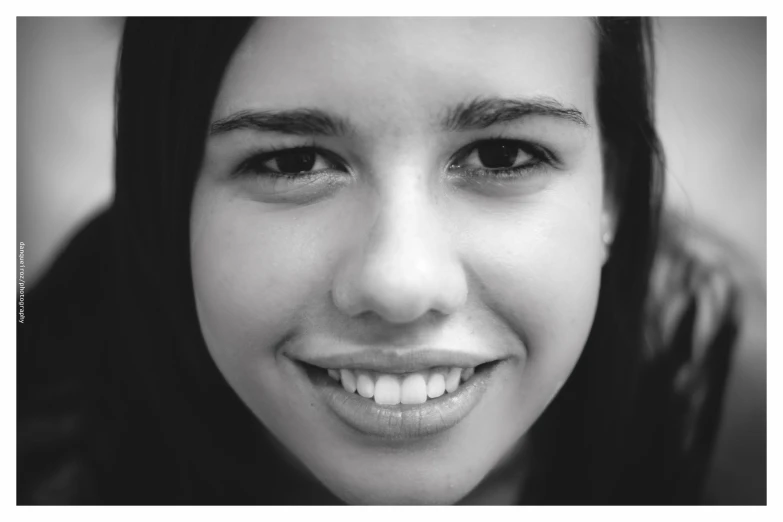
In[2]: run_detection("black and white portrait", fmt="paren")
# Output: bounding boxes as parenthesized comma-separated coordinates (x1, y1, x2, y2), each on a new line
(16, 15, 767, 506)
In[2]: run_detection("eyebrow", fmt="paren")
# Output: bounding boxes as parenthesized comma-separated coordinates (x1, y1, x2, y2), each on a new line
(441, 96, 589, 131)
(209, 95, 589, 137)
(209, 108, 353, 137)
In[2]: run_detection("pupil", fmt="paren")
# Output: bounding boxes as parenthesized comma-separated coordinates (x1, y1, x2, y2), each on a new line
(477, 142, 518, 169)
(276, 150, 316, 173)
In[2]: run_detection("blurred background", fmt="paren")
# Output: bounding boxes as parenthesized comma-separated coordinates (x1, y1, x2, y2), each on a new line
(16, 17, 767, 502)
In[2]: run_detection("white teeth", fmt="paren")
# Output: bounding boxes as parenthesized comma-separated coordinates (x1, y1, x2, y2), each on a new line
(374, 375, 401, 405)
(400, 373, 428, 405)
(356, 371, 375, 399)
(333, 367, 470, 402)
(426, 372, 446, 399)
(445, 367, 461, 393)
(340, 369, 357, 393)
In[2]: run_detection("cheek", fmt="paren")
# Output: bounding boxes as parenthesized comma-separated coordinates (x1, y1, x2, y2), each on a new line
(463, 179, 603, 392)
(190, 191, 338, 377)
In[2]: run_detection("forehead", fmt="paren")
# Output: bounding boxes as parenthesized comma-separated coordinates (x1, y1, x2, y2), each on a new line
(213, 17, 598, 127)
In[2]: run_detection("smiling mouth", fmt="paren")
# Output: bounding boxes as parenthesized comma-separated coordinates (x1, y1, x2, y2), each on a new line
(291, 358, 506, 440)
(302, 361, 495, 405)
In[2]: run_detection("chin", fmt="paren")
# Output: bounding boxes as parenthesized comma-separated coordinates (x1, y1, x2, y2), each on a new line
(320, 465, 484, 505)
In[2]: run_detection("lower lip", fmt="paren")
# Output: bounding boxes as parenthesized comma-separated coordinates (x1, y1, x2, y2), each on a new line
(292, 359, 506, 440)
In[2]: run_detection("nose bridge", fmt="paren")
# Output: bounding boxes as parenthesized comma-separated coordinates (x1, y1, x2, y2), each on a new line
(332, 175, 467, 324)
(370, 180, 440, 277)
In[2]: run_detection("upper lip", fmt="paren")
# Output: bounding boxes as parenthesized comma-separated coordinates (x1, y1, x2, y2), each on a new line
(287, 346, 503, 374)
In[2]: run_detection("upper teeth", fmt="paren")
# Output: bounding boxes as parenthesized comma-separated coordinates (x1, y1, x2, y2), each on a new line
(326, 367, 476, 406)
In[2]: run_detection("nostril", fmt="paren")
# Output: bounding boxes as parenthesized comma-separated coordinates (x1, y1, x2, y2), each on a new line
(330, 234, 467, 323)
(334, 285, 434, 324)
(371, 300, 432, 325)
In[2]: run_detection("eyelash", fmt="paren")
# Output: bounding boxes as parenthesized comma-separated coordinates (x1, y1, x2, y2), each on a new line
(448, 135, 556, 179)
(233, 137, 557, 180)
(234, 142, 345, 179)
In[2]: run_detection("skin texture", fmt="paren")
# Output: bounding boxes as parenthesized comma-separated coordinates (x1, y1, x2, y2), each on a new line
(191, 17, 611, 504)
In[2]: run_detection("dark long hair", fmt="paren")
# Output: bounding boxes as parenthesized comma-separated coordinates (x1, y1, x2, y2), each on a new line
(526, 17, 667, 503)
(20, 18, 722, 505)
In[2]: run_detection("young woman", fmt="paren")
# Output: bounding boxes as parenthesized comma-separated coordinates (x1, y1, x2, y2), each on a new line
(18, 17, 757, 504)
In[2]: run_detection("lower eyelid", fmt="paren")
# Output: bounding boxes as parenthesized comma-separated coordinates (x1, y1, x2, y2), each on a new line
(244, 170, 350, 198)
(263, 168, 336, 179)
(476, 164, 543, 177)
(455, 158, 551, 179)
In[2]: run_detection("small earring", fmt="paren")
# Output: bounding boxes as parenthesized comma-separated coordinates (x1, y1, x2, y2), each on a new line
(601, 230, 613, 262)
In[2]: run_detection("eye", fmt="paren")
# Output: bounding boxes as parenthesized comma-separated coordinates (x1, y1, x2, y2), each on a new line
(237, 146, 346, 178)
(449, 139, 551, 178)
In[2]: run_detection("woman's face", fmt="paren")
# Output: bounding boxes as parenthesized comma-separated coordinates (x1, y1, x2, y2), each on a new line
(191, 17, 609, 504)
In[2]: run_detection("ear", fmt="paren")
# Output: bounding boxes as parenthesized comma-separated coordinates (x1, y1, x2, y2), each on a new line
(600, 202, 617, 265)
(600, 141, 622, 265)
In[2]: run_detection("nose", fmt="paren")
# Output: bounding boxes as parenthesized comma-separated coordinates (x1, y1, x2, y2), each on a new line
(331, 185, 468, 324)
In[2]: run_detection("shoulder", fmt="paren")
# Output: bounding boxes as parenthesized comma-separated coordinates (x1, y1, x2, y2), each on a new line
(645, 213, 766, 504)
